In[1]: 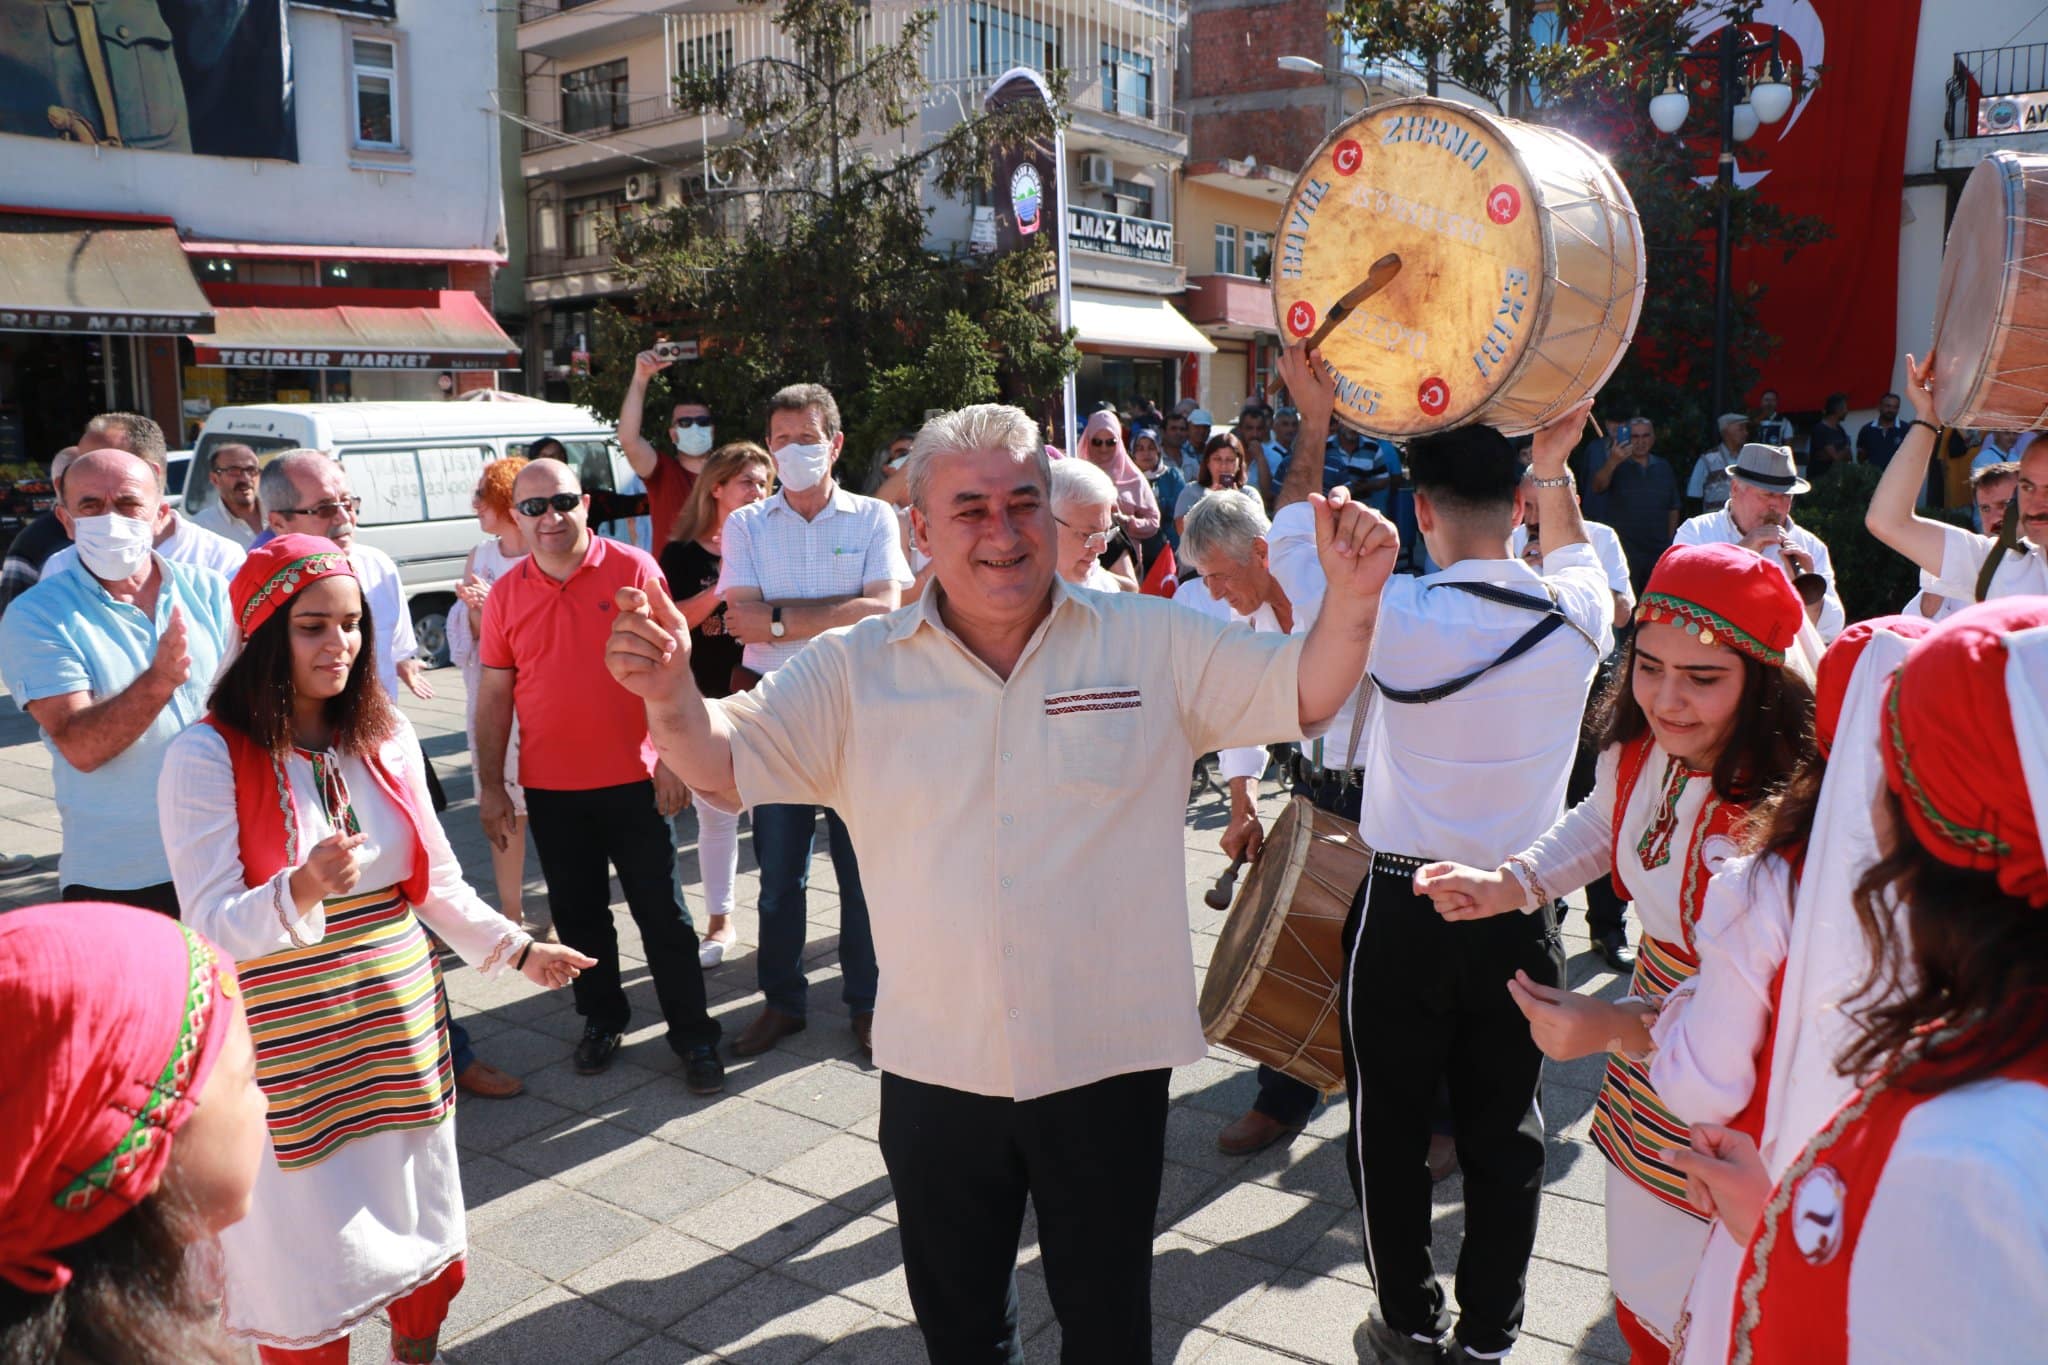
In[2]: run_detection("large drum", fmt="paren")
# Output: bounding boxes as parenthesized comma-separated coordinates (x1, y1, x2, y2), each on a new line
(1930, 150, 2048, 430)
(1198, 795, 1372, 1094)
(1272, 97, 1645, 439)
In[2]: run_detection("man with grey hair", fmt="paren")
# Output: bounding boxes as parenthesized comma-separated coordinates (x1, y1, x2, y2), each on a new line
(606, 398, 1397, 1363)
(190, 441, 263, 546)
(717, 381, 910, 1058)
(1048, 457, 1129, 591)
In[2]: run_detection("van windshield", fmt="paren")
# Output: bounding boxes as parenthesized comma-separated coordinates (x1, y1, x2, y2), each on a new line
(185, 435, 306, 514)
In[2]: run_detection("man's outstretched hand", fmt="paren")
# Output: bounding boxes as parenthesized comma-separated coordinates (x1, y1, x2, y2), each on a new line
(606, 581, 695, 701)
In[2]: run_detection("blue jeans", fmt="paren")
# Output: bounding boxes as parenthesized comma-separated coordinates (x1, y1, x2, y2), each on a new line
(444, 982, 474, 1074)
(751, 803, 877, 1017)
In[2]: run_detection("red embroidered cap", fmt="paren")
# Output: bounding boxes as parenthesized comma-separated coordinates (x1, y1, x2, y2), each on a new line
(1635, 543, 1805, 667)
(1814, 614, 1934, 757)
(229, 534, 358, 640)
(0, 904, 239, 1293)
(1881, 598, 2048, 907)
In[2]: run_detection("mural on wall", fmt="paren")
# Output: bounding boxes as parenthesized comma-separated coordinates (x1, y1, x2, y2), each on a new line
(0, 0, 297, 161)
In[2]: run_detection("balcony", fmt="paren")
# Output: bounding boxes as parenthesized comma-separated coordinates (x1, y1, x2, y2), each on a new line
(1942, 42, 2048, 170)
(1182, 272, 1274, 338)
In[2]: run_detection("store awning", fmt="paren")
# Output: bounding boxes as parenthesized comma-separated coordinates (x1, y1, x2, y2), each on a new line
(1070, 290, 1216, 356)
(190, 291, 520, 371)
(0, 212, 215, 335)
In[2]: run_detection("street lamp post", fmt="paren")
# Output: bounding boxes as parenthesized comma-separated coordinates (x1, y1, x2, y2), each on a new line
(1277, 54, 1373, 107)
(1646, 5, 1794, 432)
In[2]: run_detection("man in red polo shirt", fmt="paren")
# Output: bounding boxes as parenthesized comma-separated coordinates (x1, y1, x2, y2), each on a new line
(476, 457, 723, 1090)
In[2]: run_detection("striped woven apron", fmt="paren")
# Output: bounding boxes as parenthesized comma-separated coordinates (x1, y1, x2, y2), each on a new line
(238, 885, 453, 1170)
(1589, 933, 1708, 1216)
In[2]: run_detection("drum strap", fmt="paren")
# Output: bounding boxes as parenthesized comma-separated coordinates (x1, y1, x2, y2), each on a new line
(1370, 581, 1590, 705)
(1976, 492, 2022, 603)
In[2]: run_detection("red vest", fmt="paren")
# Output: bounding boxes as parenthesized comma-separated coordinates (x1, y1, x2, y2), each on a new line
(202, 716, 432, 906)
(1731, 1043, 2048, 1363)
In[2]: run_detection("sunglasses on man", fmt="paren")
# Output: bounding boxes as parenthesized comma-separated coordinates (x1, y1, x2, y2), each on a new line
(671, 416, 714, 428)
(516, 492, 583, 517)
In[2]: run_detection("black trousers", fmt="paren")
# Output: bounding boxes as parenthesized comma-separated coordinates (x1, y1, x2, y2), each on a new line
(1340, 862, 1566, 1355)
(1252, 765, 1365, 1126)
(62, 880, 180, 918)
(1564, 735, 1627, 938)
(879, 1069, 1168, 1365)
(524, 781, 718, 1055)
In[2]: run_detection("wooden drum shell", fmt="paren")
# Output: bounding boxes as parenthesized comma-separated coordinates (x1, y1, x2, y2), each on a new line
(1197, 796, 1371, 1096)
(1931, 150, 2048, 431)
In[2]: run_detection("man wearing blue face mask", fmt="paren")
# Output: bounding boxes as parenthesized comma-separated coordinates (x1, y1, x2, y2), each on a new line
(0, 449, 234, 917)
(620, 349, 718, 551)
(718, 382, 913, 1058)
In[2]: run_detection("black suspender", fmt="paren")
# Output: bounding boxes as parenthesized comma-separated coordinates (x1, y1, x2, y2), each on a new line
(1369, 580, 1588, 706)
(1976, 495, 2023, 604)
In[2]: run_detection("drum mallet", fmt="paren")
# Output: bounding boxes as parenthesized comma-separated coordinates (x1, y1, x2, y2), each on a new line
(1303, 252, 1404, 353)
(1205, 851, 1249, 909)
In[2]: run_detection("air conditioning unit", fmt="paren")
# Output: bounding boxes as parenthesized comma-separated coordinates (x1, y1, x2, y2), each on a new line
(1079, 153, 1115, 189)
(622, 172, 656, 203)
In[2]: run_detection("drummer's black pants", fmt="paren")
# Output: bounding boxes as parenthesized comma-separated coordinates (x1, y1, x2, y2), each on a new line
(1339, 860, 1567, 1356)
(879, 1067, 1167, 1365)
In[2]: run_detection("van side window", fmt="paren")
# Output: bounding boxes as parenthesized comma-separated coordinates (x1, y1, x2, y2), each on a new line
(419, 446, 490, 521)
(342, 449, 426, 525)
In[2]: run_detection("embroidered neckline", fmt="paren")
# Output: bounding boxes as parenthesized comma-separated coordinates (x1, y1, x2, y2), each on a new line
(1636, 757, 1693, 870)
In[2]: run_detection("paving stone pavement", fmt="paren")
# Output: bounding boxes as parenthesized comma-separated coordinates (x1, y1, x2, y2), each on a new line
(0, 667, 1630, 1363)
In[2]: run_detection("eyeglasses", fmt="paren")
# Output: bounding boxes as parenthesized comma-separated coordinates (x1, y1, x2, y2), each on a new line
(213, 464, 260, 477)
(516, 492, 583, 518)
(672, 415, 714, 428)
(1054, 514, 1114, 550)
(280, 496, 362, 520)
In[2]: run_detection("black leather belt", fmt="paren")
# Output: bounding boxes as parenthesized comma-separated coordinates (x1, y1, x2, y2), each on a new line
(1367, 850, 1431, 878)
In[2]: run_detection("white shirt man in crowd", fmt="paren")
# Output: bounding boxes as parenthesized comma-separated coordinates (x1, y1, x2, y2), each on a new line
(189, 442, 264, 546)
(716, 382, 910, 1059)
(1689, 412, 1746, 512)
(604, 398, 1392, 1363)
(1868, 353, 2048, 601)
(1674, 443, 1846, 641)
(0, 450, 234, 916)
(1346, 400, 1612, 1364)
(1907, 462, 2018, 621)
(1753, 388, 1793, 448)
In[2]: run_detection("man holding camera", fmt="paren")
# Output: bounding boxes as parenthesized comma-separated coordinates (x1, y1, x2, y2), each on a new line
(1589, 416, 1680, 595)
(1673, 443, 1844, 641)
(619, 347, 719, 547)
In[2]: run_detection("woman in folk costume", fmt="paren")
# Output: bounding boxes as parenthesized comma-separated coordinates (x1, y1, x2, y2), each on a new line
(0, 903, 266, 1365)
(157, 535, 594, 1364)
(1412, 543, 1816, 1360)
(1645, 617, 1932, 1364)
(1671, 597, 2048, 1363)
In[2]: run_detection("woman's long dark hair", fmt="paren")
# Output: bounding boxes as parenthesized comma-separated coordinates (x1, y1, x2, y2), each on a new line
(1842, 787, 2048, 1091)
(208, 594, 400, 757)
(0, 1194, 240, 1365)
(1592, 631, 1816, 806)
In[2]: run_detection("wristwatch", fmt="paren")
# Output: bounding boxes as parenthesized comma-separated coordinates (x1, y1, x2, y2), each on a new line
(769, 606, 786, 639)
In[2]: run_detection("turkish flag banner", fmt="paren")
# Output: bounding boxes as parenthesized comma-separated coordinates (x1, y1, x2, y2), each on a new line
(1578, 0, 1925, 411)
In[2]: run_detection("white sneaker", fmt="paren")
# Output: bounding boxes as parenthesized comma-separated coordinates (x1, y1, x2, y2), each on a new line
(699, 937, 728, 968)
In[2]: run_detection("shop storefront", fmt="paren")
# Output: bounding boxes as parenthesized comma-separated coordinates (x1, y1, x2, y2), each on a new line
(1065, 206, 1214, 415)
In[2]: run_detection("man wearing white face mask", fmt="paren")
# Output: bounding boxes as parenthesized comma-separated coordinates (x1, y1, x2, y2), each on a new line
(0, 450, 234, 916)
(43, 413, 247, 586)
(718, 382, 912, 1058)
(619, 349, 717, 550)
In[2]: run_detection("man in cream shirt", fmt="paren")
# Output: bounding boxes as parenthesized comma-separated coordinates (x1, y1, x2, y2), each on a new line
(607, 401, 1396, 1364)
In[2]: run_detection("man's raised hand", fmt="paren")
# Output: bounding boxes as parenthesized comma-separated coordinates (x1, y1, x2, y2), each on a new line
(606, 581, 694, 701)
(1311, 487, 1399, 604)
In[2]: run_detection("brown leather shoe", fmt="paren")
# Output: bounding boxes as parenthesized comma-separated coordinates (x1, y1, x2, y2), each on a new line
(1217, 1109, 1303, 1157)
(1428, 1132, 1460, 1184)
(455, 1059, 524, 1099)
(851, 1011, 873, 1055)
(732, 1006, 807, 1057)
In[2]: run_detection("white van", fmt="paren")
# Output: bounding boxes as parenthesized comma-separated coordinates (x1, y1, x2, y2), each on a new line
(185, 401, 630, 663)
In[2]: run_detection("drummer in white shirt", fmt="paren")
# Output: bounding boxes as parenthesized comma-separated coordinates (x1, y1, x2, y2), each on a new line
(1673, 442, 1846, 641)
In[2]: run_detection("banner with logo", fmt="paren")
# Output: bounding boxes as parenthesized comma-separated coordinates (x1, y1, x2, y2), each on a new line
(0, 0, 296, 160)
(1577, 0, 1920, 412)
(983, 67, 1076, 454)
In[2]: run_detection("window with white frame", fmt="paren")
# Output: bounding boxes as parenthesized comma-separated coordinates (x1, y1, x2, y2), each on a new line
(562, 58, 630, 135)
(678, 30, 734, 78)
(1243, 229, 1274, 279)
(969, 3, 1060, 78)
(1100, 43, 1154, 119)
(351, 37, 399, 148)
(1213, 223, 1237, 275)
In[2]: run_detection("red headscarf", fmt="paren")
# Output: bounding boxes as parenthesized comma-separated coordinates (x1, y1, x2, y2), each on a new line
(0, 904, 239, 1292)
(1636, 542, 1805, 668)
(1882, 598, 2048, 908)
(1813, 615, 1934, 757)
(228, 534, 358, 641)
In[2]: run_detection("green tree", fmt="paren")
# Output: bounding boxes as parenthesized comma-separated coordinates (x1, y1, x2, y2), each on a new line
(1338, 0, 1829, 461)
(572, 0, 1078, 482)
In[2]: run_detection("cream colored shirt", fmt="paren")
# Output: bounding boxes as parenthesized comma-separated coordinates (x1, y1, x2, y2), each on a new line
(716, 576, 1309, 1100)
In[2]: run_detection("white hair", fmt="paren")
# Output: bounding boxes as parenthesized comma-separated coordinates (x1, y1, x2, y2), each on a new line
(1179, 489, 1270, 570)
(904, 403, 1046, 510)
(1048, 457, 1117, 518)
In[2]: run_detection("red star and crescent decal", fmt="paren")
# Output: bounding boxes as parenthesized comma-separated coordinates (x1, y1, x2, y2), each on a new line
(1285, 300, 1317, 338)
(1417, 377, 1450, 417)
(1331, 139, 1363, 177)
(1486, 183, 1522, 225)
